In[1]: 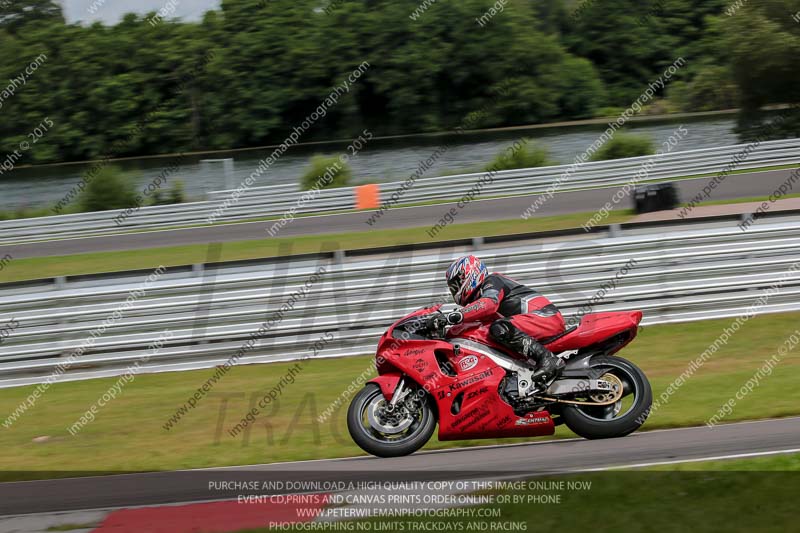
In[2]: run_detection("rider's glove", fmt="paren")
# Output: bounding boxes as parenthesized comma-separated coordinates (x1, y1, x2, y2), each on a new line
(446, 311, 464, 325)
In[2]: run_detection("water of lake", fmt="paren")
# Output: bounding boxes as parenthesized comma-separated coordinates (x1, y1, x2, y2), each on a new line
(0, 116, 739, 210)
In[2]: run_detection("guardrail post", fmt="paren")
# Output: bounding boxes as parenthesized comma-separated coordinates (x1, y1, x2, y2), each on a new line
(53, 276, 70, 360)
(192, 264, 204, 277)
(333, 250, 346, 264)
(608, 224, 621, 238)
(472, 237, 484, 249)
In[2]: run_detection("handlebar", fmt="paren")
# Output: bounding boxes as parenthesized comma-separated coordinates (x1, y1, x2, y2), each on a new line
(424, 312, 449, 339)
(398, 311, 448, 339)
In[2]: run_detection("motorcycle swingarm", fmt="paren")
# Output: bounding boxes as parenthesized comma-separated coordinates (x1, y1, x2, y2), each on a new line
(544, 378, 613, 396)
(534, 378, 621, 406)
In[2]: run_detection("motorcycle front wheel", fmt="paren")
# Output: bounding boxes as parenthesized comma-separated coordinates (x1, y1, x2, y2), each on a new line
(561, 355, 652, 439)
(347, 383, 437, 457)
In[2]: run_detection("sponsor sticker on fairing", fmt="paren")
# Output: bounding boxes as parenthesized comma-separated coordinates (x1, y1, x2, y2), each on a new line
(457, 355, 479, 371)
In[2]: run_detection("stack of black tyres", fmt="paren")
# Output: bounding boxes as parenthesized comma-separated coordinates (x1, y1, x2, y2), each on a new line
(633, 183, 679, 214)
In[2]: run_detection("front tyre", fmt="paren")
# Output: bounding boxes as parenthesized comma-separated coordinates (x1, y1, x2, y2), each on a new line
(561, 355, 652, 439)
(347, 383, 437, 458)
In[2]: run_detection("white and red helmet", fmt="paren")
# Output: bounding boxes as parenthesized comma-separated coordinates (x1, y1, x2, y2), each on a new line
(446, 255, 488, 306)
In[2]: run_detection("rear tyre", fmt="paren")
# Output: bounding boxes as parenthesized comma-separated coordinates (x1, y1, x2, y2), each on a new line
(347, 383, 437, 458)
(561, 355, 652, 439)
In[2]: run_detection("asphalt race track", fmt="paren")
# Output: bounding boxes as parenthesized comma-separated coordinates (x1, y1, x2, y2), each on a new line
(4, 168, 797, 259)
(2, 417, 798, 515)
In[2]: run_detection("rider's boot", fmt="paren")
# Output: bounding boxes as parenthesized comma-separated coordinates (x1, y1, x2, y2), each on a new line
(518, 336, 565, 383)
(490, 319, 565, 383)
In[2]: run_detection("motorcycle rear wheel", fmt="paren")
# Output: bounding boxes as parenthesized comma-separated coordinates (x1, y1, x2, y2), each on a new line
(561, 355, 652, 439)
(347, 383, 437, 458)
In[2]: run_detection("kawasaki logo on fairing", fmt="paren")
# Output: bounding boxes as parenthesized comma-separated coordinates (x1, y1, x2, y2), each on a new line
(448, 369, 494, 392)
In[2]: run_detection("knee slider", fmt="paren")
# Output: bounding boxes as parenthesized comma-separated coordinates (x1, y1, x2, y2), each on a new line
(490, 319, 514, 342)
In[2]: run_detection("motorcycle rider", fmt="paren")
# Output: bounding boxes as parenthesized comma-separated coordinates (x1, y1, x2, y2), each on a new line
(443, 255, 566, 382)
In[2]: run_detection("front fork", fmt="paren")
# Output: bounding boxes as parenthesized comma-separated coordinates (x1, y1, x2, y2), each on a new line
(387, 377, 411, 411)
(368, 373, 403, 401)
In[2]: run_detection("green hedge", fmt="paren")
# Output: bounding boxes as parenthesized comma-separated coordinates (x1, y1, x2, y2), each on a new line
(485, 140, 554, 171)
(78, 166, 138, 212)
(300, 156, 351, 190)
(590, 133, 655, 161)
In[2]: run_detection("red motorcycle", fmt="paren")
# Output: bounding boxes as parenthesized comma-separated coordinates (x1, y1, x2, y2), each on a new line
(347, 304, 652, 457)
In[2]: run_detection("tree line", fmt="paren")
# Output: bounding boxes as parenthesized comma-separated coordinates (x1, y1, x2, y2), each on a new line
(0, 0, 797, 166)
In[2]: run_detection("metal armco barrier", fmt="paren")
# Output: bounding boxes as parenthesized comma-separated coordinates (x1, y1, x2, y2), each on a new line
(1, 138, 799, 245)
(1, 217, 800, 388)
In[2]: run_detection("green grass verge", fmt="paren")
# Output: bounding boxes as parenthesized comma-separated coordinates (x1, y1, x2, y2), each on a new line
(648, 452, 800, 471)
(692, 191, 800, 208)
(0, 311, 798, 481)
(0, 210, 632, 283)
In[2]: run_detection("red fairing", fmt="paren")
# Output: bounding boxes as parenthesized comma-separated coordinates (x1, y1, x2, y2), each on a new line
(446, 321, 512, 355)
(370, 306, 641, 442)
(372, 304, 452, 399)
(546, 311, 642, 353)
(381, 304, 443, 342)
(374, 308, 556, 440)
(435, 365, 555, 440)
(368, 374, 402, 400)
